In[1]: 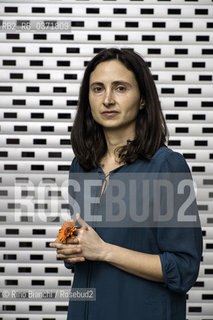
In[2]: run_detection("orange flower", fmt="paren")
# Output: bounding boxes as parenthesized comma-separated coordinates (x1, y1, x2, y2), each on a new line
(57, 219, 77, 244)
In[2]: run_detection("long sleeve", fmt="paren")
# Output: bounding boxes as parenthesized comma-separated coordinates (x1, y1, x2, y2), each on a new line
(157, 151, 203, 293)
(64, 157, 79, 270)
(158, 227, 202, 293)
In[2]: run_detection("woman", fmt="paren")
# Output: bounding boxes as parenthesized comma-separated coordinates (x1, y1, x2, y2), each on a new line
(50, 48, 202, 320)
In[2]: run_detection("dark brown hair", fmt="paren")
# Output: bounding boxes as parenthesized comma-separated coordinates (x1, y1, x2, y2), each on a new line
(71, 48, 168, 170)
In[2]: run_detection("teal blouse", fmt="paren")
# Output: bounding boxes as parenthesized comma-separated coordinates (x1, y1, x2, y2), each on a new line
(65, 146, 202, 320)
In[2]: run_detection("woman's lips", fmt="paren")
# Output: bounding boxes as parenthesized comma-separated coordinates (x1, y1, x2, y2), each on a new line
(102, 111, 119, 117)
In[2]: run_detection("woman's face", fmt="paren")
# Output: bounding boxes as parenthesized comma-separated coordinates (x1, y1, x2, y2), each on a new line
(89, 60, 142, 133)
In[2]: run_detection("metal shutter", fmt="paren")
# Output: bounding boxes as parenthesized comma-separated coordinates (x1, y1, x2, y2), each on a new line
(0, 0, 212, 319)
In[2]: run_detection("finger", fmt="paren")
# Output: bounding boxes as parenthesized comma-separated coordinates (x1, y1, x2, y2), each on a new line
(57, 245, 82, 255)
(49, 242, 67, 249)
(64, 256, 85, 263)
(49, 238, 61, 247)
(66, 237, 79, 244)
(76, 213, 89, 230)
(57, 252, 83, 259)
(49, 242, 62, 248)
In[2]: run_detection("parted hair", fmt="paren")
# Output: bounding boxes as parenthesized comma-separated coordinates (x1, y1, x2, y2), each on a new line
(71, 48, 168, 170)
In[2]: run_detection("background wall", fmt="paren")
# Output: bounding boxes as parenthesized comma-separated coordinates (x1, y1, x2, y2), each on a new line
(0, 0, 212, 319)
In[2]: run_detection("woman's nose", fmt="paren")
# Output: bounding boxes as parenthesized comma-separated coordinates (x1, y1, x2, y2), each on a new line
(103, 89, 115, 107)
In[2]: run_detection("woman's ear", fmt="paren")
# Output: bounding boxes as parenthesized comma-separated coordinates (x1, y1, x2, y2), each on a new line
(139, 99, 145, 110)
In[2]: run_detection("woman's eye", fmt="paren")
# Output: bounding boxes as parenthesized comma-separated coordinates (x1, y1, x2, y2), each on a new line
(116, 86, 126, 92)
(93, 87, 103, 93)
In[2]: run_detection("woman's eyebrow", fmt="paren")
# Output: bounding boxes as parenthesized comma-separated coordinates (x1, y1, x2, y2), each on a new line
(90, 81, 132, 87)
(90, 81, 103, 87)
(112, 81, 132, 87)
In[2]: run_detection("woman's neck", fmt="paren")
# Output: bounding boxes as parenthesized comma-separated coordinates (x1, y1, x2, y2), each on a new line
(103, 126, 135, 160)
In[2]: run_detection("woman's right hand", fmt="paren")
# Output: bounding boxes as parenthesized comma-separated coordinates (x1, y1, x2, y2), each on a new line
(49, 237, 85, 263)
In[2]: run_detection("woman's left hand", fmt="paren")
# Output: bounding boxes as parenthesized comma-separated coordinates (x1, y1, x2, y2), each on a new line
(75, 214, 106, 261)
